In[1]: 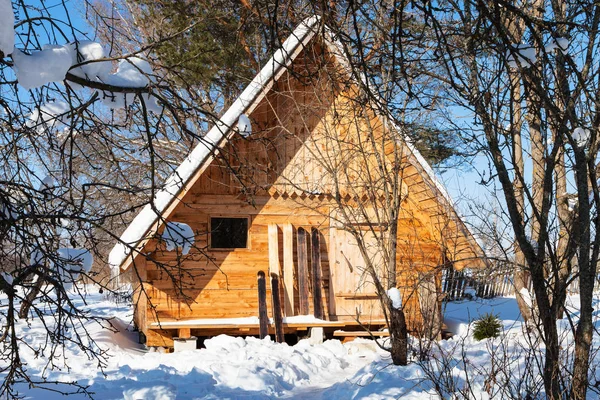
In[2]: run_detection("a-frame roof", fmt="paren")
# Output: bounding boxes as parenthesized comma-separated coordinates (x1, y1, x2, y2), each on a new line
(109, 17, 484, 273)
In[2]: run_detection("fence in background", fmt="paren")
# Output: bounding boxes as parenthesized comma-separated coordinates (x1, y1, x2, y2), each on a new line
(442, 265, 517, 301)
(442, 264, 581, 301)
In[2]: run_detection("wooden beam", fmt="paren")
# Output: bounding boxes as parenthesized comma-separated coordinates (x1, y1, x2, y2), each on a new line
(268, 223, 281, 276)
(282, 223, 295, 316)
(297, 227, 310, 315)
(328, 226, 337, 319)
(257, 271, 269, 339)
(311, 228, 324, 319)
(332, 330, 389, 337)
(148, 319, 388, 330)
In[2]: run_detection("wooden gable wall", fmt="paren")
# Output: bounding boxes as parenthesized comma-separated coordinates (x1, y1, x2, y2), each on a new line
(132, 38, 480, 345)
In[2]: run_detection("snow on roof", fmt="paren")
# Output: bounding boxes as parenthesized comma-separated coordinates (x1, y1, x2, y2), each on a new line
(110, 16, 483, 272)
(108, 17, 321, 272)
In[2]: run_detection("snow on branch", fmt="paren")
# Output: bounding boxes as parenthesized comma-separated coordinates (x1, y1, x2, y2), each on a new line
(238, 114, 252, 137)
(387, 287, 402, 309)
(506, 45, 536, 69)
(544, 37, 569, 54)
(162, 222, 195, 255)
(56, 248, 94, 289)
(572, 127, 591, 148)
(12, 45, 73, 90)
(27, 101, 71, 133)
(56, 248, 94, 273)
(3, 0, 163, 115)
(68, 41, 112, 81)
(99, 57, 161, 113)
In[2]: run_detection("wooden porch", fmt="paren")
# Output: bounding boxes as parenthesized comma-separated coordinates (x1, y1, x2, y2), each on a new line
(145, 317, 389, 347)
(142, 221, 392, 347)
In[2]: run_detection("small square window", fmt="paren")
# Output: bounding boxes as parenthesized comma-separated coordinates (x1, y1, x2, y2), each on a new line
(210, 217, 249, 249)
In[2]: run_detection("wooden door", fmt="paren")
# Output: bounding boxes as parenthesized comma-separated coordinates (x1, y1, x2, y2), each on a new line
(329, 228, 384, 321)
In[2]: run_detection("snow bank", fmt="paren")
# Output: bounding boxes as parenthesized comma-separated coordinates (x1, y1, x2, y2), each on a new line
(161, 222, 194, 254)
(123, 386, 176, 400)
(12, 45, 72, 89)
(444, 296, 524, 336)
(0, 0, 14, 56)
(8, 289, 600, 399)
(3, 287, 383, 399)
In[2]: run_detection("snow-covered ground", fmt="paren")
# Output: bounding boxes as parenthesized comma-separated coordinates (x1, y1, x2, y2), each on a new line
(3, 287, 600, 399)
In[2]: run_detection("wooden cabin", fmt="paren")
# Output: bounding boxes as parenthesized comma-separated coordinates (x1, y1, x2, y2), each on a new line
(108, 17, 484, 347)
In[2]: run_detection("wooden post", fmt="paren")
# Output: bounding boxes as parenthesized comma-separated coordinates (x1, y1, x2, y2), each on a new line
(484, 280, 491, 298)
(444, 267, 455, 299)
(311, 228, 324, 319)
(502, 273, 510, 296)
(257, 271, 269, 339)
(177, 327, 191, 339)
(450, 270, 458, 299)
(459, 272, 467, 298)
(271, 273, 285, 343)
(297, 227, 310, 315)
(282, 223, 295, 316)
(492, 275, 500, 297)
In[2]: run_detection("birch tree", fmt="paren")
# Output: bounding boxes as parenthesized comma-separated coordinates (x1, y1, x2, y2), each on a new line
(416, 0, 600, 397)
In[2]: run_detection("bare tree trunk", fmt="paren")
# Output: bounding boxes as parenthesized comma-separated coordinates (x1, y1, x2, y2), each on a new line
(19, 277, 43, 319)
(551, 0, 573, 320)
(509, 70, 533, 323)
(528, 256, 562, 399)
(552, 124, 571, 319)
(387, 184, 408, 366)
(525, 77, 545, 249)
(570, 150, 594, 399)
(419, 272, 442, 341)
(389, 301, 408, 365)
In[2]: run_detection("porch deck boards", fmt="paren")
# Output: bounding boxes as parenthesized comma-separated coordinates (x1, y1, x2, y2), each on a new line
(148, 318, 388, 331)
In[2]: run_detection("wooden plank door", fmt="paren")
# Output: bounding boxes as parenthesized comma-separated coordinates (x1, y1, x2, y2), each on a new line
(330, 228, 383, 321)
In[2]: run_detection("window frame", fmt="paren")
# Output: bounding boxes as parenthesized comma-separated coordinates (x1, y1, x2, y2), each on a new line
(208, 215, 251, 251)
